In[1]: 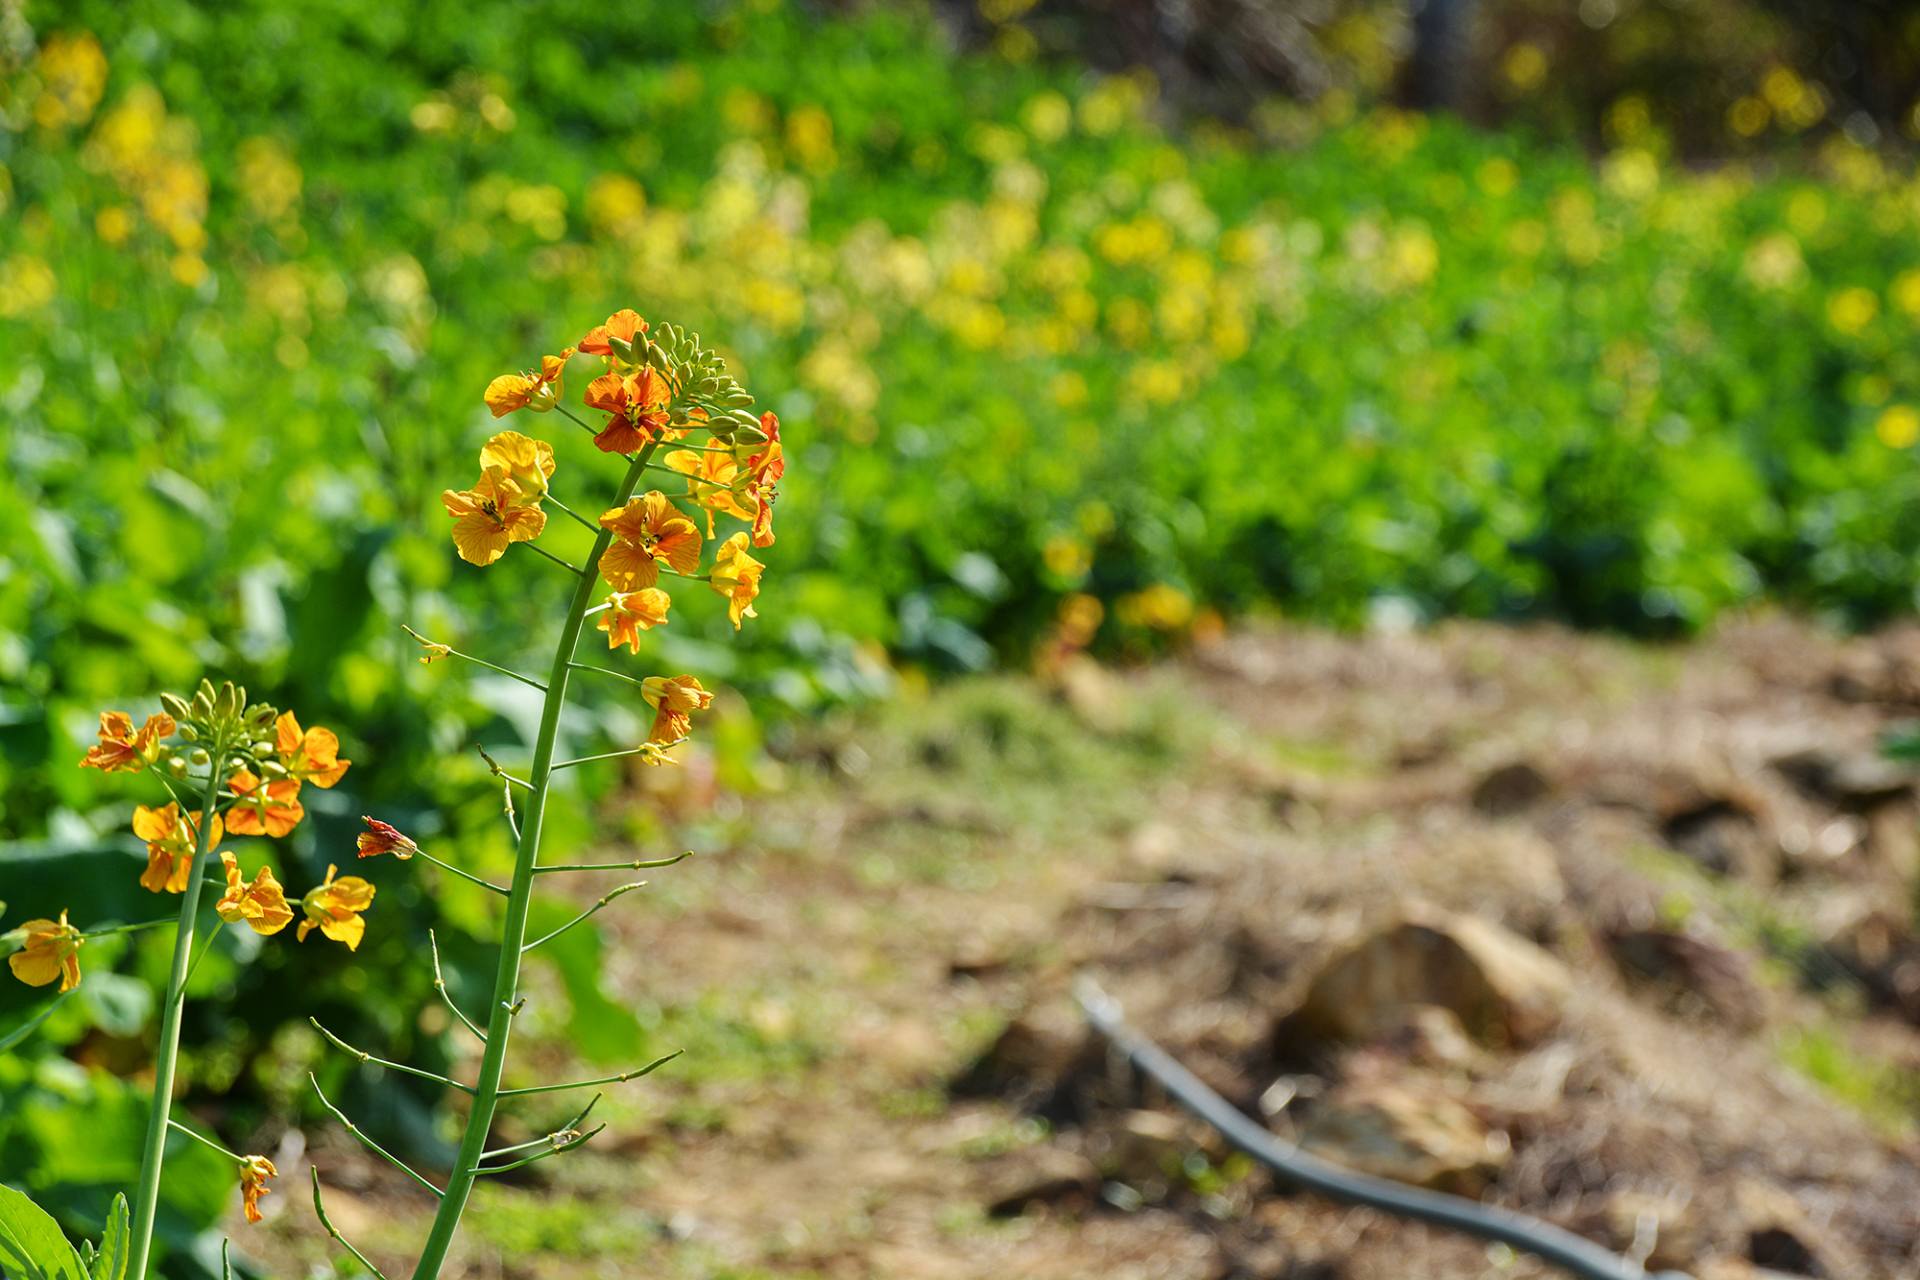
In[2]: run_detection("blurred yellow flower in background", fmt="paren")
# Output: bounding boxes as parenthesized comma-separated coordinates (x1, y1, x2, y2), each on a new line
(33, 32, 108, 130)
(1876, 404, 1920, 449)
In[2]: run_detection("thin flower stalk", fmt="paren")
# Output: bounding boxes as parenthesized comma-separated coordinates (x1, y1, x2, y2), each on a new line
(125, 750, 226, 1280)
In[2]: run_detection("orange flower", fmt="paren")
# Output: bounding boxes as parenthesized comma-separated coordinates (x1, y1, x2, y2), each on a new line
(597, 589, 672, 653)
(442, 469, 548, 566)
(80, 710, 174, 772)
(579, 308, 648, 358)
(356, 816, 418, 859)
(239, 1155, 278, 1224)
(298, 864, 376, 950)
(134, 802, 221, 894)
(597, 491, 702, 590)
(215, 851, 294, 936)
(640, 674, 713, 744)
(483, 348, 572, 417)
(477, 430, 556, 504)
(664, 448, 755, 537)
(740, 412, 783, 547)
(275, 711, 351, 788)
(583, 366, 672, 454)
(225, 768, 305, 837)
(709, 533, 765, 631)
(7, 911, 83, 992)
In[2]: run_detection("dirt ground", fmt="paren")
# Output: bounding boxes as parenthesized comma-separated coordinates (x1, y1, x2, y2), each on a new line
(250, 616, 1920, 1280)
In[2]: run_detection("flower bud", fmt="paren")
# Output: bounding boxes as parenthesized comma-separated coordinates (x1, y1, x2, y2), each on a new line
(167, 755, 190, 778)
(258, 759, 289, 780)
(189, 748, 211, 769)
(178, 724, 199, 742)
(159, 692, 193, 722)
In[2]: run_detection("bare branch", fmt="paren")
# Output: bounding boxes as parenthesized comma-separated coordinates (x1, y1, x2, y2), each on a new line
(535, 851, 691, 876)
(310, 1168, 394, 1280)
(411, 847, 510, 897)
(429, 929, 486, 1043)
(498, 1050, 682, 1098)
(307, 1073, 445, 1198)
(476, 745, 532, 790)
(520, 881, 647, 953)
(310, 1018, 474, 1094)
(471, 1124, 606, 1175)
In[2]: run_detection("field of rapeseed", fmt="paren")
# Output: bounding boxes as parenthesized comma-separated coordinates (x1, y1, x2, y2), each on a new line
(6, 2, 1920, 757)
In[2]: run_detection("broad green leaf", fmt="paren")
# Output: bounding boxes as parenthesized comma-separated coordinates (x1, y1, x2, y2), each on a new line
(0, 1183, 88, 1280)
(92, 1194, 130, 1280)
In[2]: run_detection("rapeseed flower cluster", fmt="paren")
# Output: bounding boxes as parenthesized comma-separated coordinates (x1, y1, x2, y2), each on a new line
(455, 308, 783, 749)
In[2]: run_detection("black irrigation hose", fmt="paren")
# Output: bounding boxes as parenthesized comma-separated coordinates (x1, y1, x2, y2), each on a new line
(1073, 978, 1692, 1280)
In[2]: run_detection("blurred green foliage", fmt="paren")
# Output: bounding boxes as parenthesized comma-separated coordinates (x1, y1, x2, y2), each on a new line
(3, 0, 1920, 1264)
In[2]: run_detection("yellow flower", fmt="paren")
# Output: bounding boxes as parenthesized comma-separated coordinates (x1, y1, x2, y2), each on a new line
(597, 491, 702, 591)
(225, 768, 306, 838)
(1827, 286, 1879, 335)
(134, 803, 221, 894)
(664, 448, 755, 537)
(239, 1155, 278, 1224)
(80, 710, 174, 772)
(483, 350, 572, 416)
(442, 469, 548, 566)
(583, 367, 673, 454)
(640, 674, 713, 745)
(477, 430, 556, 503)
(1877, 404, 1920, 449)
(33, 32, 108, 130)
(709, 533, 765, 631)
(8, 911, 84, 991)
(215, 852, 294, 936)
(298, 864, 376, 950)
(597, 589, 672, 654)
(275, 711, 351, 788)
(579, 308, 649, 359)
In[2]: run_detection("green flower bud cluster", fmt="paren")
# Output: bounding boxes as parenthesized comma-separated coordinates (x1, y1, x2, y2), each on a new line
(645, 322, 767, 442)
(155, 678, 282, 776)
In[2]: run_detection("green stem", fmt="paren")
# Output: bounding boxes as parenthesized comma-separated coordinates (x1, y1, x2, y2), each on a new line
(412, 848, 510, 897)
(127, 738, 225, 1280)
(407, 444, 658, 1280)
(180, 919, 226, 989)
(548, 495, 599, 533)
(166, 1118, 243, 1164)
(524, 542, 584, 576)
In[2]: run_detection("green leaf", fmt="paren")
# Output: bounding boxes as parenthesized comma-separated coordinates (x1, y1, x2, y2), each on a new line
(92, 1194, 129, 1280)
(0, 1183, 89, 1280)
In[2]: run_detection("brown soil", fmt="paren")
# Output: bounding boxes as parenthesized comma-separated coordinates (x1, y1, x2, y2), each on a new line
(251, 616, 1920, 1280)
